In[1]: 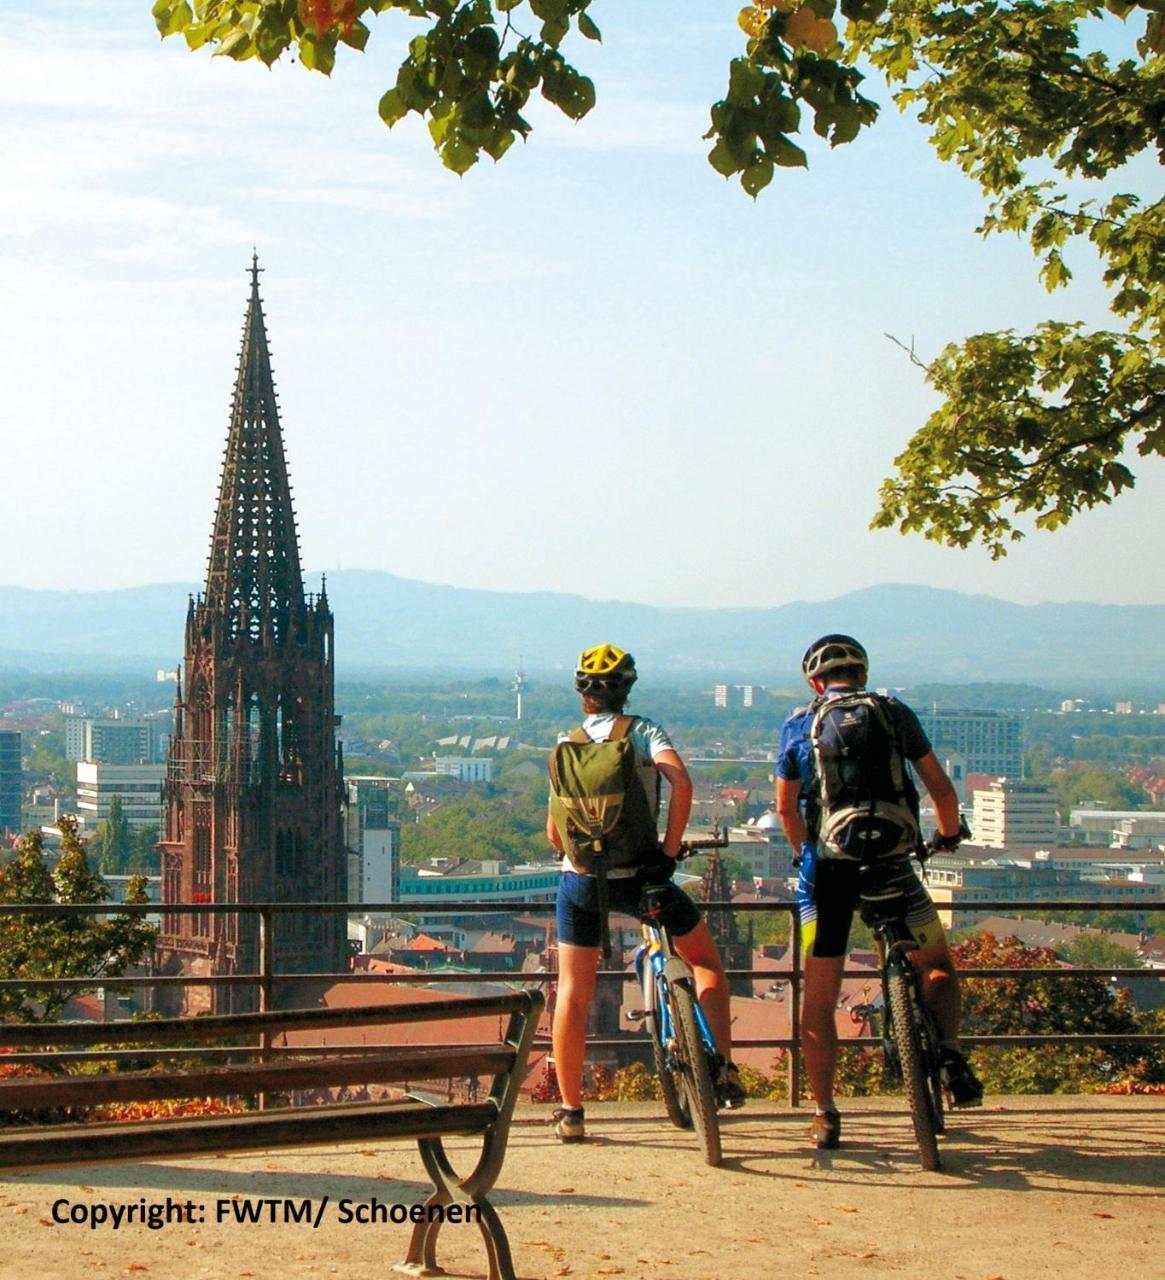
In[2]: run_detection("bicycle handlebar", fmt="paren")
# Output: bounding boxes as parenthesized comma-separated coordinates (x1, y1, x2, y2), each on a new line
(675, 827, 729, 858)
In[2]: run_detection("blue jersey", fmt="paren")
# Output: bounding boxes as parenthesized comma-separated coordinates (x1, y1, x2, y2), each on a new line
(777, 689, 931, 839)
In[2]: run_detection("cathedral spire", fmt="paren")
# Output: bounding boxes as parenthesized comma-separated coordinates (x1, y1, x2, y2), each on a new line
(204, 255, 304, 643)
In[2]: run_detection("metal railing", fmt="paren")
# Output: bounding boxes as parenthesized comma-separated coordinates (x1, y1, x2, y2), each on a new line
(1, 898, 1162, 1106)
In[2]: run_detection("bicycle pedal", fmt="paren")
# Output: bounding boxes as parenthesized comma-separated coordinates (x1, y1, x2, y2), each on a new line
(625, 1009, 648, 1023)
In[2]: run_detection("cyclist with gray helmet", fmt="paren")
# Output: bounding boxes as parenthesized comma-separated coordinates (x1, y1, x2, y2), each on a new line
(776, 634, 982, 1150)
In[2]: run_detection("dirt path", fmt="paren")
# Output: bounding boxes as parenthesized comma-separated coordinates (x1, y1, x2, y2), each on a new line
(2, 1097, 1161, 1280)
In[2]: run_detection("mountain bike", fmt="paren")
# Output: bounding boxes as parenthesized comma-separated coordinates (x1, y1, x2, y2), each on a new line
(627, 836, 726, 1167)
(858, 865, 946, 1171)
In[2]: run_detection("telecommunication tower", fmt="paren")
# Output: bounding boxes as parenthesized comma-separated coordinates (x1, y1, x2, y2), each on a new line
(512, 660, 527, 721)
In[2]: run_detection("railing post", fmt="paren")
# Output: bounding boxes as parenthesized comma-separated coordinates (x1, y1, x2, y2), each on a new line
(788, 906, 801, 1108)
(258, 907, 273, 1111)
(258, 906, 274, 1017)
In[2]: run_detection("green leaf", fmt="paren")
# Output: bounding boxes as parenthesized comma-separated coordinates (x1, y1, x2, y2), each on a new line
(484, 128, 517, 161)
(299, 34, 336, 75)
(727, 57, 764, 107)
(578, 12, 602, 42)
(541, 62, 595, 121)
(768, 135, 808, 168)
(378, 87, 409, 127)
(541, 15, 570, 47)
(152, 0, 193, 38)
(708, 137, 741, 178)
(741, 155, 774, 197)
(442, 135, 480, 174)
(340, 21, 370, 52)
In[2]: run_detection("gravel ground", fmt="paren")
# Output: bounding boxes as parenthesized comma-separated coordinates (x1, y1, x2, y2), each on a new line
(2, 1096, 1161, 1280)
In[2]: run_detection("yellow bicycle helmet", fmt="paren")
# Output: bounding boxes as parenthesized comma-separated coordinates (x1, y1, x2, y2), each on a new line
(575, 643, 637, 693)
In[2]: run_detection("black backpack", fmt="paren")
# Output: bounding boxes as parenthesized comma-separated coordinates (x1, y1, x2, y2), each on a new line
(807, 691, 921, 860)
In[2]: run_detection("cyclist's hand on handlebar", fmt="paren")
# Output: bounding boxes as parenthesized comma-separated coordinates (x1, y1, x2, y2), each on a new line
(927, 816, 972, 853)
(642, 848, 677, 885)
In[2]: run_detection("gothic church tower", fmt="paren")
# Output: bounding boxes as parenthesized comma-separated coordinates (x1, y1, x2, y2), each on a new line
(159, 258, 346, 1010)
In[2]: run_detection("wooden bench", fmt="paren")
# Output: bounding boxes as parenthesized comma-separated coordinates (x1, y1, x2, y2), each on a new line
(0, 989, 544, 1280)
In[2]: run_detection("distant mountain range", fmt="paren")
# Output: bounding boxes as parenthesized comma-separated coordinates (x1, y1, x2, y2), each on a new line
(0, 573, 1160, 688)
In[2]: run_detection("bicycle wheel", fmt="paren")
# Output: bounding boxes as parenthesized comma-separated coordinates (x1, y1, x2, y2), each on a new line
(886, 960, 941, 1171)
(918, 1007, 946, 1136)
(652, 988, 686, 1131)
(668, 978, 722, 1167)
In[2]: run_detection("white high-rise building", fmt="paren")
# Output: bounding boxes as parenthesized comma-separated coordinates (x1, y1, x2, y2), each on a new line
(972, 779, 1059, 849)
(345, 776, 401, 904)
(75, 761, 165, 828)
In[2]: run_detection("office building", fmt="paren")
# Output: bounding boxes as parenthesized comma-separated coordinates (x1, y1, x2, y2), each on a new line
(75, 761, 165, 829)
(917, 708, 1023, 777)
(346, 776, 401, 904)
(434, 756, 494, 783)
(66, 717, 155, 764)
(0, 730, 21, 836)
(972, 779, 1059, 849)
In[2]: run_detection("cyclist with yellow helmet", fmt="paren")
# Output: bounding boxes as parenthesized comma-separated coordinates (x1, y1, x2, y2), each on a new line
(546, 643, 744, 1143)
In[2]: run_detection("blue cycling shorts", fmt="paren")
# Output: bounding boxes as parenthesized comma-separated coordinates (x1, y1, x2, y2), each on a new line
(556, 870, 701, 948)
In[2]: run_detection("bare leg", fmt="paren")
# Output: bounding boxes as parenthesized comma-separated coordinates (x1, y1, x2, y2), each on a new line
(912, 938, 962, 1043)
(551, 942, 600, 1108)
(674, 921, 733, 1057)
(801, 954, 846, 1111)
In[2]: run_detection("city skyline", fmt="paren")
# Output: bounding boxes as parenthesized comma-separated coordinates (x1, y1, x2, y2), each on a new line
(3, 5, 1162, 610)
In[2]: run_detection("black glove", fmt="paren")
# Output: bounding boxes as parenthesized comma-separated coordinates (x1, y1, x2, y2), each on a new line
(641, 850, 677, 885)
(928, 816, 972, 853)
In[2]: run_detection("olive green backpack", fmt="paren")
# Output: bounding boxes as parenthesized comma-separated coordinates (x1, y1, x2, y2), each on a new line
(548, 716, 660, 874)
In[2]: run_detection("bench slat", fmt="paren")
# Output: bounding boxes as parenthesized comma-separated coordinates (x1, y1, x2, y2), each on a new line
(0, 1045, 515, 1111)
(0, 991, 539, 1049)
(0, 1099, 500, 1172)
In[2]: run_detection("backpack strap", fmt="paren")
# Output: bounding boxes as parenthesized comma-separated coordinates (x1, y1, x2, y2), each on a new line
(569, 715, 637, 745)
(608, 715, 637, 742)
(863, 694, 909, 798)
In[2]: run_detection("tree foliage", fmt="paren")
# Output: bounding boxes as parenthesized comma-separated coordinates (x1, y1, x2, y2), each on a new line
(92, 806, 161, 878)
(400, 781, 550, 864)
(0, 817, 158, 1024)
(151, 1, 1164, 550)
(953, 932, 1163, 1092)
(90, 795, 131, 876)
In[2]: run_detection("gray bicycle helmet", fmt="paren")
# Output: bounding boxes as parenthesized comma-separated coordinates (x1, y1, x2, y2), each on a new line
(801, 634, 869, 683)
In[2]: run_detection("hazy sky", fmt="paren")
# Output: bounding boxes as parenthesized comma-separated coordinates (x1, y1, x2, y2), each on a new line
(3, 3, 1161, 608)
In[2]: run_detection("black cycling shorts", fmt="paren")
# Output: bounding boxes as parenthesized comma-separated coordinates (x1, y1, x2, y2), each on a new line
(796, 851, 943, 959)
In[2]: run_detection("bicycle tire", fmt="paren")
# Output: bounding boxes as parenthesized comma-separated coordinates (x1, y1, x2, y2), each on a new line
(668, 978, 722, 1167)
(919, 1007, 946, 1136)
(651, 1008, 692, 1130)
(886, 961, 941, 1171)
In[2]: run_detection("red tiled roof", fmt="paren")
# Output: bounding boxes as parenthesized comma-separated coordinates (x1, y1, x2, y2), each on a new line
(404, 934, 449, 952)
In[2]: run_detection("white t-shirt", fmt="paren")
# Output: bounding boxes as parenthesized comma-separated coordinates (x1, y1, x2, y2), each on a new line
(570, 713, 675, 763)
